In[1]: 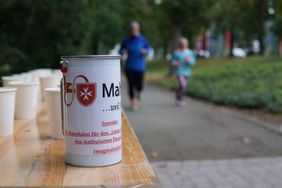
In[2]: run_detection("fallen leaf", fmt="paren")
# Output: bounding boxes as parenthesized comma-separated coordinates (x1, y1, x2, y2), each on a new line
(151, 151, 158, 158)
(243, 137, 251, 144)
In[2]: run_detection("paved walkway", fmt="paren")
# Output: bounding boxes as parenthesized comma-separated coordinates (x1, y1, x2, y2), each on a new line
(123, 83, 282, 161)
(122, 82, 282, 187)
(152, 157, 282, 188)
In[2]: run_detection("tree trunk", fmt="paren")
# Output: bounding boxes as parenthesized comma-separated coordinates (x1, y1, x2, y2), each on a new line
(225, 29, 234, 57)
(170, 24, 182, 51)
(168, 25, 182, 76)
(228, 30, 234, 57)
(163, 43, 168, 59)
(258, 0, 265, 55)
(92, 41, 98, 54)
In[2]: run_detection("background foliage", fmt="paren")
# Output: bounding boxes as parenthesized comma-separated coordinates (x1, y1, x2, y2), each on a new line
(147, 57, 282, 113)
(1, 0, 282, 74)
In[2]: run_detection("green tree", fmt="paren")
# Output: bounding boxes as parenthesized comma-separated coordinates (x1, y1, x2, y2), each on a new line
(90, 0, 124, 54)
(119, 0, 161, 50)
(0, 0, 94, 72)
(210, 0, 267, 56)
(159, 0, 211, 53)
(273, 0, 282, 40)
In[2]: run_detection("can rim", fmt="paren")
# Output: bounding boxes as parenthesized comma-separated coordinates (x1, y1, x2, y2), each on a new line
(61, 55, 121, 60)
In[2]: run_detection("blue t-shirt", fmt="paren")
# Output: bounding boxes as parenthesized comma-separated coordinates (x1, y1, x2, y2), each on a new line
(119, 35, 150, 71)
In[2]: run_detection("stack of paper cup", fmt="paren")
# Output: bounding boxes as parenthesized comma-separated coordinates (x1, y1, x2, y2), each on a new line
(52, 70, 63, 79)
(1, 76, 22, 87)
(28, 74, 42, 102)
(8, 82, 39, 119)
(40, 76, 59, 101)
(44, 88, 64, 139)
(0, 87, 17, 136)
(29, 69, 52, 77)
(29, 69, 53, 101)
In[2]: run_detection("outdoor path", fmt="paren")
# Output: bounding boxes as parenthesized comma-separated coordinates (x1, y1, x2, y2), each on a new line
(122, 83, 282, 161)
(152, 157, 282, 188)
(122, 82, 282, 188)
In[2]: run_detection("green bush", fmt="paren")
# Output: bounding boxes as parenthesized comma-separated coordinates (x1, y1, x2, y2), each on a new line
(147, 57, 282, 113)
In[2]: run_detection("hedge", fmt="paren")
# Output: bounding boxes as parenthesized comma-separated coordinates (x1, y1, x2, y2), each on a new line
(147, 57, 282, 113)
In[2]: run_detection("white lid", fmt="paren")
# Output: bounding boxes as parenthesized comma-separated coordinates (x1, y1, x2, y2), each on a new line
(44, 87, 60, 92)
(1, 76, 22, 80)
(0, 87, 17, 93)
(39, 75, 59, 79)
(8, 81, 39, 86)
(61, 55, 120, 60)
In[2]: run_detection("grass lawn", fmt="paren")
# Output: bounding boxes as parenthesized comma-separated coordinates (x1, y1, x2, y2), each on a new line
(147, 56, 282, 113)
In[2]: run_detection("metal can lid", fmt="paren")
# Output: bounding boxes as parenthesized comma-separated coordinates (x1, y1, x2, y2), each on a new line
(61, 55, 121, 60)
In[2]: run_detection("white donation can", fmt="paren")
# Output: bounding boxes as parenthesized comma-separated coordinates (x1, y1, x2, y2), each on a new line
(60, 55, 122, 167)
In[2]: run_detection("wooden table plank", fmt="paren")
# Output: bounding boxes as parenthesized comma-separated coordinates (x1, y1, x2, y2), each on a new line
(0, 104, 162, 187)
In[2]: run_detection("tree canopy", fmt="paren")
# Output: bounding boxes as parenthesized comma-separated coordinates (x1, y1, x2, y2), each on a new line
(0, 0, 281, 73)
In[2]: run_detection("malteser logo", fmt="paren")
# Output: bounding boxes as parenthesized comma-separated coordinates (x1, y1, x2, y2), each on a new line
(76, 82, 96, 107)
(63, 75, 96, 107)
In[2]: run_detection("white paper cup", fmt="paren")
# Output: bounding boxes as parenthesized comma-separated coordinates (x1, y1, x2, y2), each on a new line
(52, 69, 63, 79)
(20, 73, 32, 83)
(0, 87, 17, 136)
(44, 88, 64, 139)
(1, 76, 23, 87)
(40, 76, 59, 101)
(8, 82, 39, 119)
(29, 75, 42, 102)
(29, 69, 52, 77)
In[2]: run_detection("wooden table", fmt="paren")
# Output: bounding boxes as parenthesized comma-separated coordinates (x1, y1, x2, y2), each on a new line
(0, 104, 163, 187)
